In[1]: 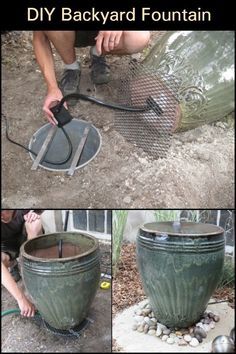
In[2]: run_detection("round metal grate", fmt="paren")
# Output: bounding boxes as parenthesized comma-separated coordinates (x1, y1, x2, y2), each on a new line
(29, 118, 101, 171)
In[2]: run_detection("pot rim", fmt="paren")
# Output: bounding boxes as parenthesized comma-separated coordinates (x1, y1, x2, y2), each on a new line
(140, 221, 225, 236)
(20, 231, 99, 262)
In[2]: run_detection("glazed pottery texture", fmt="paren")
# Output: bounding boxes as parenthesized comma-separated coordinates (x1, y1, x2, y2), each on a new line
(20, 232, 100, 330)
(143, 31, 235, 131)
(137, 222, 225, 328)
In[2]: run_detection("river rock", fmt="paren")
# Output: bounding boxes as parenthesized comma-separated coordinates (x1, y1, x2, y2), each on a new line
(167, 337, 175, 344)
(157, 323, 167, 331)
(144, 324, 149, 334)
(175, 331, 182, 336)
(135, 309, 143, 316)
(178, 339, 188, 346)
(137, 324, 144, 332)
(163, 329, 171, 335)
(203, 318, 210, 324)
(183, 334, 192, 342)
(208, 312, 215, 319)
(194, 327, 207, 338)
(210, 321, 215, 329)
(195, 334, 203, 343)
(151, 317, 157, 323)
(203, 324, 211, 332)
(134, 315, 144, 323)
(148, 329, 156, 336)
(143, 308, 152, 316)
(155, 326, 162, 337)
(149, 326, 157, 330)
(213, 315, 220, 322)
(189, 338, 200, 347)
(174, 337, 180, 344)
(161, 335, 168, 341)
(132, 324, 138, 331)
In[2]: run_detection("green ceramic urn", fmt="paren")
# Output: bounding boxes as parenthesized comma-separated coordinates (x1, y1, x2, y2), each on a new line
(20, 232, 100, 330)
(137, 222, 225, 328)
(143, 31, 234, 131)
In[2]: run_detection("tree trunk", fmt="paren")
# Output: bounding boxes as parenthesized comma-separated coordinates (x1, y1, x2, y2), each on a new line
(143, 31, 234, 131)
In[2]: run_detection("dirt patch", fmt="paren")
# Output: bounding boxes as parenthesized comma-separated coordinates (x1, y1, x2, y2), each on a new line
(1, 241, 111, 353)
(1, 32, 234, 208)
(113, 243, 145, 315)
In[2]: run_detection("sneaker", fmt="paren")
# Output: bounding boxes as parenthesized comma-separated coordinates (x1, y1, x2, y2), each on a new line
(10, 263, 21, 282)
(59, 68, 81, 105)
(90, 53, 111, 85)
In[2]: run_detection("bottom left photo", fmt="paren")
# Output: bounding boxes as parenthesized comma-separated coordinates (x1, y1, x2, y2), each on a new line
(1, 209, 112, 353)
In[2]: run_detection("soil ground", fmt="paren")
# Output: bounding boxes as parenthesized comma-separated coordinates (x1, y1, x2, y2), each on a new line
(1, 241, 111, 353)
(1, 32, 235, 209)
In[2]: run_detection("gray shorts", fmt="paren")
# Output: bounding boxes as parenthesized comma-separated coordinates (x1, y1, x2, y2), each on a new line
(74, 31, 98, 48)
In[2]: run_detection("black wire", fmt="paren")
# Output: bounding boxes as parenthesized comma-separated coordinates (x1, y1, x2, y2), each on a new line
(56, 93, 150, 113)
(2, 114, 73, 166)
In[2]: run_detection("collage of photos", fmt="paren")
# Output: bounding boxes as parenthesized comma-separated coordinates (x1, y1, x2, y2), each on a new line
(1, 209, 235, 353)
(1, 27, 235, 354)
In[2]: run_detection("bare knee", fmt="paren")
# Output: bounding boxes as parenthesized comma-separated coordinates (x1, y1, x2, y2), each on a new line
(122, 31, 151, 54)
(1, 252, 11, 267)
(25, 219, 43, 239)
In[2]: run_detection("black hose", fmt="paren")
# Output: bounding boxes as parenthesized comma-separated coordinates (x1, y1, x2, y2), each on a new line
(56, 93, 149, 113)
(64, 210, 69, 232)
(58, 239, 63, 258)
(2, 114, 73, 166)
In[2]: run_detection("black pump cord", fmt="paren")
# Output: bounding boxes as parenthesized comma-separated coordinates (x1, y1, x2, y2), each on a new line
(2, 94, 151, 166)
(2, 114, 73, 166)
(55, 93, 149, 114)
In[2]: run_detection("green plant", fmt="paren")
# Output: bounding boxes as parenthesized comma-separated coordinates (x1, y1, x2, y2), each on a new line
(217, 258, 235, 289)
(153, 210, 181, 222)
(153, 210, 212, 223)
(112, 210, 128, 276)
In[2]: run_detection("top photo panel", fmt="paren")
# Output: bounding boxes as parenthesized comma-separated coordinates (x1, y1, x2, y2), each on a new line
(1, 31, 235, 209)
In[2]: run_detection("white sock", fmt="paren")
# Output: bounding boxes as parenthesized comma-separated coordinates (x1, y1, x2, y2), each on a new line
(90, 45, 100, 57)
(64, 60, 80, 70)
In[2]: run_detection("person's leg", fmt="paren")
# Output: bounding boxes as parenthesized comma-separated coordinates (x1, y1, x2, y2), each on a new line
(42, 31, 81, 98)
(1, 251, 21, 282)
(108, 31, 151, 55)
(43, 31, 76, 64)
(1, 252, 11, 268)
(90, 31, 150, 84)
(25, 218, 43, 239)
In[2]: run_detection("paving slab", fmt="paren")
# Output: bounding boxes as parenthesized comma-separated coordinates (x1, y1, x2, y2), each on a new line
(113, 299, 235, 352)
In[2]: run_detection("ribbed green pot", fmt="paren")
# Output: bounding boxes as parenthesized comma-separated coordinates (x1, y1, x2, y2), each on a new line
(20, 232, 100, 330)
(137, 222, 225, 328)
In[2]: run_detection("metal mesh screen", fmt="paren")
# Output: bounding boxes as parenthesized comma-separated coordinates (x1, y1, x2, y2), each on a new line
(115, 60, 180, 158)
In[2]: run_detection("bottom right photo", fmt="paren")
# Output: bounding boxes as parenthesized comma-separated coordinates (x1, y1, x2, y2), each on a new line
(112, 210, 235, 353)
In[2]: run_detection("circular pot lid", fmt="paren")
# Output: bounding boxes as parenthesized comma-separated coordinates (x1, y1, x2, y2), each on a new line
(140, 221, 224, 236)
(29, 118, 102, 172)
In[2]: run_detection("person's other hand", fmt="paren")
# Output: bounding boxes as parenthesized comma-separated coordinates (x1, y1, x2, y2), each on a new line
(43, 87, 65, 125)
(18, 295, 35, 317)
(24, 211, 40, 223)
(95, 31, 123, 55)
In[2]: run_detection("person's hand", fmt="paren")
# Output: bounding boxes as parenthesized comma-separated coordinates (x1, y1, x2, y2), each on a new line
(95, 31, 123, 55)
(43, 87, 64, 125)
(24, 211, 40, 223)
(17, 294, 35, 317)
